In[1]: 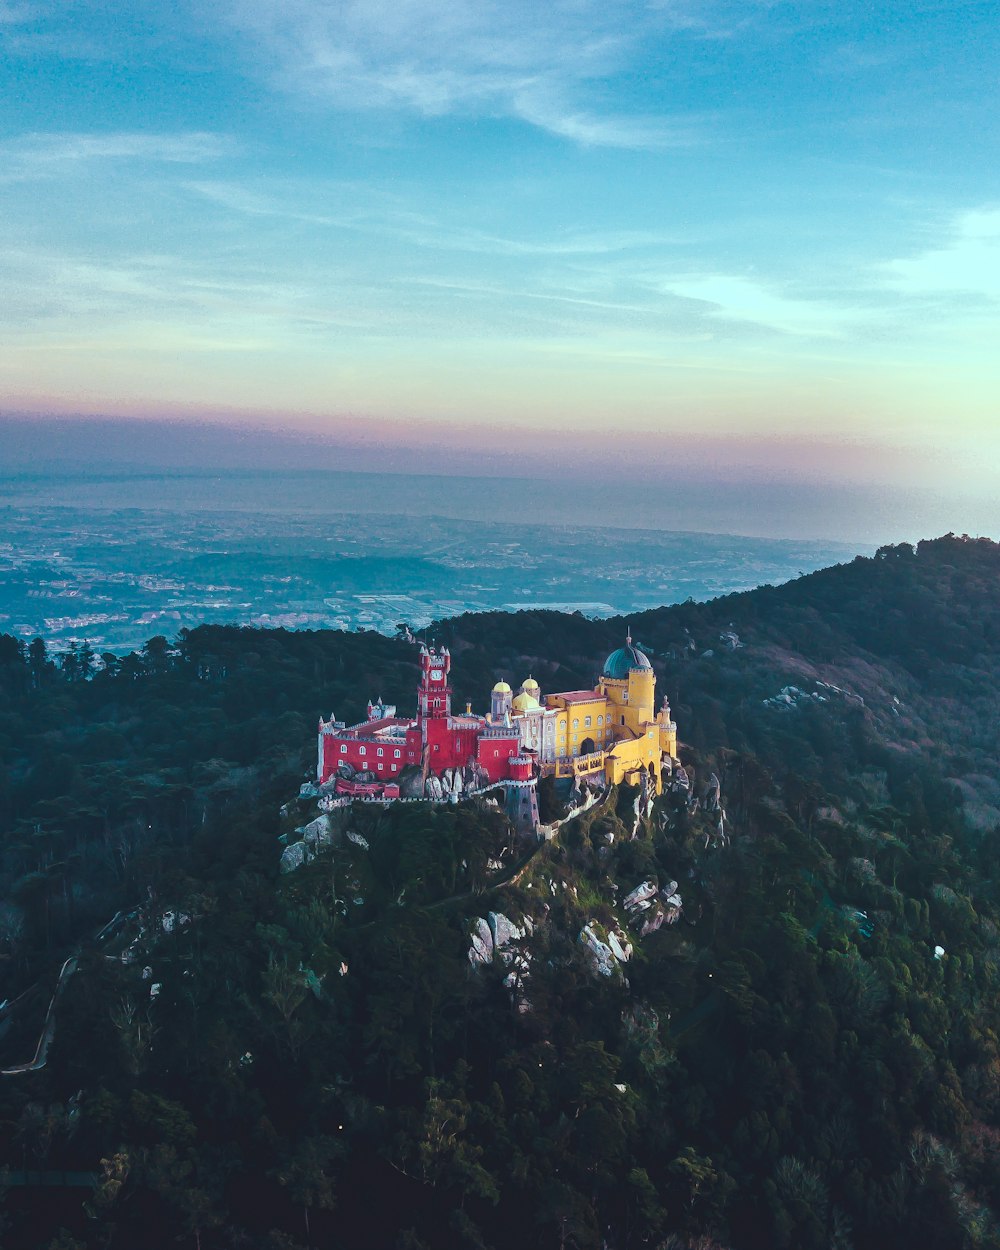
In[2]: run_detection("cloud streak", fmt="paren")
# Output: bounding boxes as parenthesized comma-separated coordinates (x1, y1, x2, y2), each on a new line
(0, 131, 235, 183)
(217, 0, 704, 147)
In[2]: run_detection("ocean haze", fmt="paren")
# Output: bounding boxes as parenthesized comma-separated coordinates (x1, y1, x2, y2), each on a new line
(1, 415, 991, 544)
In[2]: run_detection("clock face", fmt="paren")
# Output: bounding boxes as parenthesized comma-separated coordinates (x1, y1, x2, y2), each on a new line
(430, 669, 443, 681)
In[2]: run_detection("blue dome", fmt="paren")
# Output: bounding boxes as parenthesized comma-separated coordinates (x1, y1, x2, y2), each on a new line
(603, 641, 651, 680)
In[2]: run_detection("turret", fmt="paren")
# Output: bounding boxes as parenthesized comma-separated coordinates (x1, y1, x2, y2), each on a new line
(491, 680, 513, 722)
(417, 645, 452, 723)
(508, 754, 534, 782)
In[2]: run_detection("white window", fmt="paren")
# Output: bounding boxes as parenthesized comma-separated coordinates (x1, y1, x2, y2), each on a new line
(391, 763, 397, 771)
(584, 716, 592, 728)
(597, 715, 603, 726)
(394, 749, 401, 758)
(340, 744, 347, 754)
(359, 746, 366, 756)
(572, 718, 579, 729)
(377, 747, 384, 757)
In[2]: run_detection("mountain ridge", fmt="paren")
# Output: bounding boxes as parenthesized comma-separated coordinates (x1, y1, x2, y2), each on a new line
(1, 534, 1000, 1249)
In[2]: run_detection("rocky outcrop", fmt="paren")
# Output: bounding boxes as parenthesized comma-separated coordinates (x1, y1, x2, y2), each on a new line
(622, 878, 682, 934)
(488, 911, 524, 949)
(468, 917, 494, 966)
(623, 881, 658, 912)
(763, 681, 865, 712)
(398, 766, 425, 798)
(579, 921, 632, 978)
(579, 923, 617, 977)
(297, 814, 333, 848)
(607, 929, 632, 963)
(468, 912, 533, 1011)
(280, 840, 311, 873)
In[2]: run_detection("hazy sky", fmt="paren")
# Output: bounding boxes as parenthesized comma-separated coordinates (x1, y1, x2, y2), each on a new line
(1, 0, 998, 526)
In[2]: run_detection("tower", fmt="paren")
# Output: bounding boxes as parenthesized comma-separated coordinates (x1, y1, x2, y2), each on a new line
(491, 680, 513, 722)
(504, 756, 540, 837)
(418, 645, 452, 723)
(599, 632, 655, 738)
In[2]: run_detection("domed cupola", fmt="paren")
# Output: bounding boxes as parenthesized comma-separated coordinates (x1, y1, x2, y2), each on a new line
(602, 632, 651, 680)
(491, 679, 514, 722)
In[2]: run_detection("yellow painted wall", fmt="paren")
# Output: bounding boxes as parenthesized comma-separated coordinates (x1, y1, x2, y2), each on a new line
(544, 694, 612, 756)
(543, 662, 676, 792)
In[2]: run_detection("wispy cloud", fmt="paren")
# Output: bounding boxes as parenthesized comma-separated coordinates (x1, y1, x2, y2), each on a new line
(657, 273, 856, 339)
(216, 0, 705, 148)
(2, 130, 234, 170)
(883, 208, 1000, 303)
(0, 131, 236, 191)
(184, 176, 687, 257)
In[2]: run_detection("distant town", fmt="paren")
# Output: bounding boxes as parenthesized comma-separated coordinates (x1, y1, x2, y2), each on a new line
(0, 494, 862, 654)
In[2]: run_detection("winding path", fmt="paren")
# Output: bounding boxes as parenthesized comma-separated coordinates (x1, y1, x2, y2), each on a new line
(1, 955, 79, 1075)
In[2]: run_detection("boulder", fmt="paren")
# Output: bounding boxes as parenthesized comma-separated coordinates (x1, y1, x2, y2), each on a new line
(443, 767, 464, 797)
(639, 909, 667, 937)
(399, 767, 425, 798)
(298, 814, 333, 847)
(280, 841, 311, 873)
(468, 917, 494, 966)
(608, 930, 632, 962)
(579, 924, 617, 977)
(623, 881, 658, 912)
(346, 830, 370, 850)
(662, 892, 683, 924)
(488, 912, 523, 950)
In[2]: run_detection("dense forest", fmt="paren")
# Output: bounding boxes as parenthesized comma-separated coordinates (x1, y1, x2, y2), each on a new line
(2, 534, 1000, 1249)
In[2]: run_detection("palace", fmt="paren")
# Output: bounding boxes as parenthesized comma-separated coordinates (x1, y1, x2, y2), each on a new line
(317, 637, 678, 806)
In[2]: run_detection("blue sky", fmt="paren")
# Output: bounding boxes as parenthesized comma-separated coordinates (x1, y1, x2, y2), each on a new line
(1, 0, 998, 530)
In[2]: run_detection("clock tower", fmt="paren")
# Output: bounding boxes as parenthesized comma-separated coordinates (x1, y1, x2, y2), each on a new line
(418, 645, 452, 721)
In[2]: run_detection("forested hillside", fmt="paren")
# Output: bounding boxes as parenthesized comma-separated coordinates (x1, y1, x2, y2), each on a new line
(2, 534, 1000, 1250)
